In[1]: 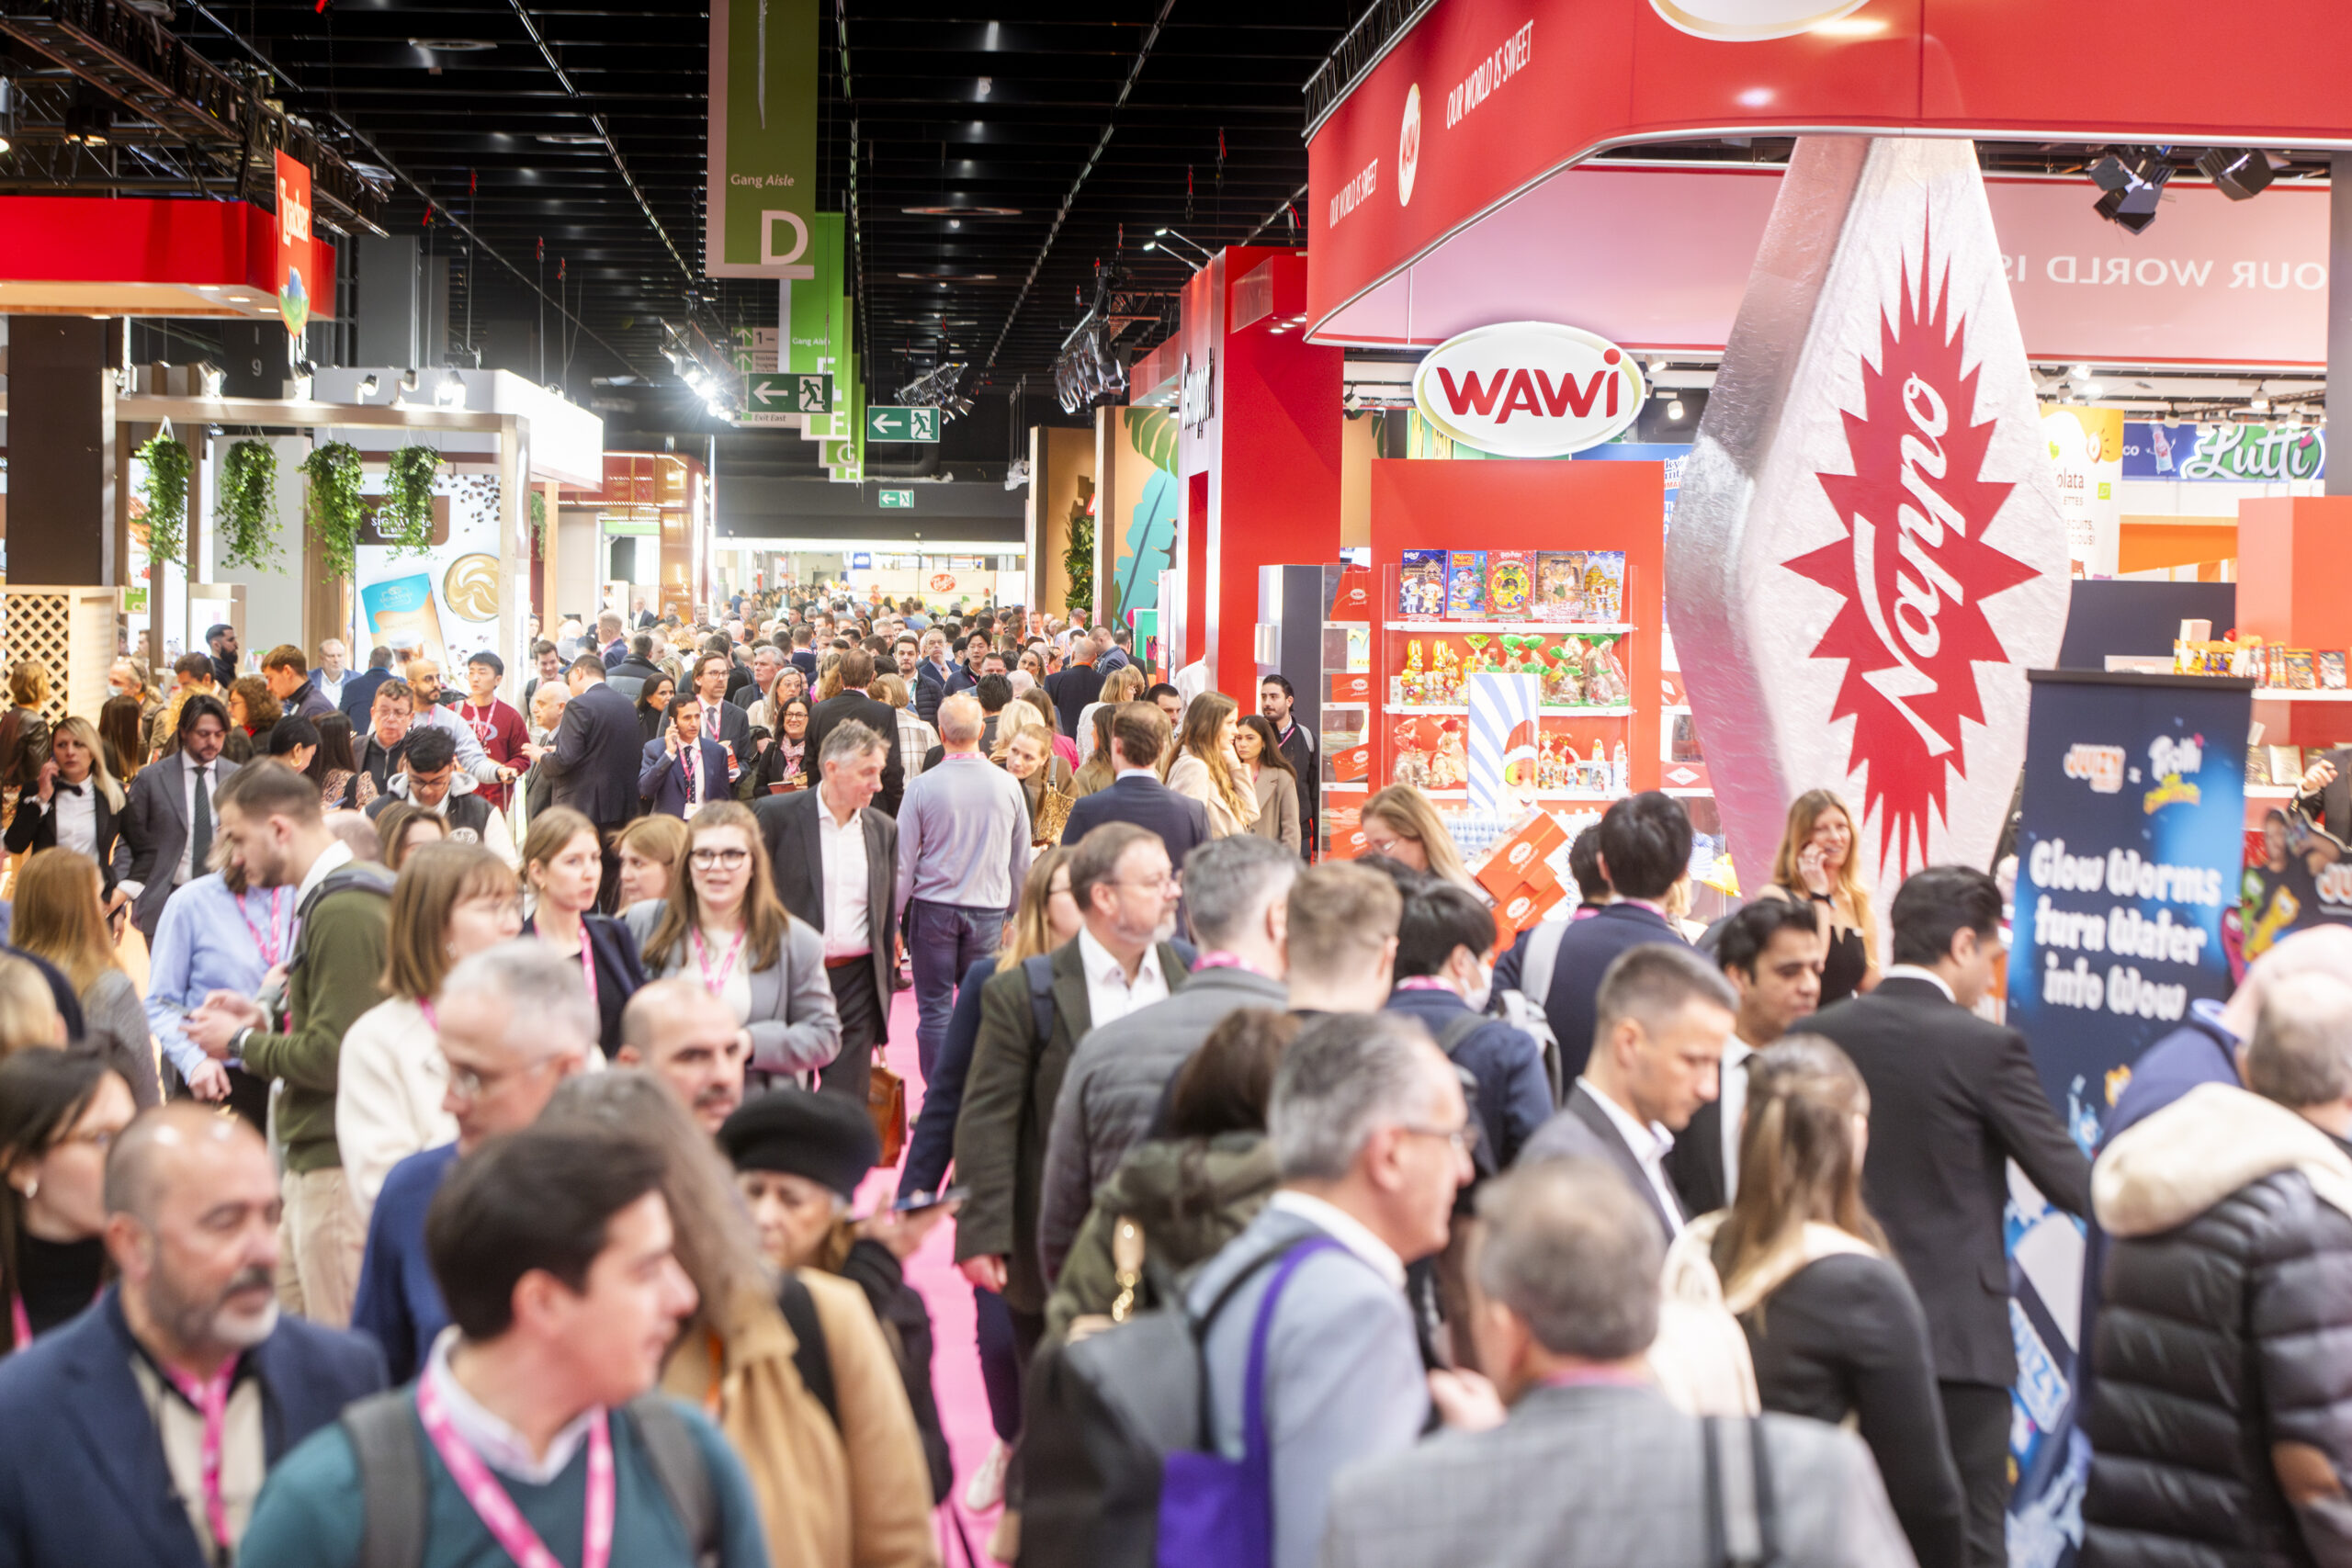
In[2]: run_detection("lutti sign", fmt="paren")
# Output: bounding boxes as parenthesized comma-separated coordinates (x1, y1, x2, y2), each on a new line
(1410, 321, 1645, 457)
(273, 151, 312, 337)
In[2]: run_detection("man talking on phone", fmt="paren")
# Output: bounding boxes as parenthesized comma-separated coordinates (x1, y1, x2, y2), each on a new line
(639, 694, 731, 819)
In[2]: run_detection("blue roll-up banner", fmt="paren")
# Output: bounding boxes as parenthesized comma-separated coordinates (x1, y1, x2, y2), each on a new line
(2003, 669, 2253, 1568)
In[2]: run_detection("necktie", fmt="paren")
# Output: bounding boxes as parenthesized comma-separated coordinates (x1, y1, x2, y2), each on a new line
(188, 764, 212, 878)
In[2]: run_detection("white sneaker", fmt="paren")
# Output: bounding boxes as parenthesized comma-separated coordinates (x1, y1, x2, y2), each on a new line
(962, 1437, 1010, 1513)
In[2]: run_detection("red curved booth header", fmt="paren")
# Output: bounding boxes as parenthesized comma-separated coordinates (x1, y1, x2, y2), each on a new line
(1306, 0, 2352, 329)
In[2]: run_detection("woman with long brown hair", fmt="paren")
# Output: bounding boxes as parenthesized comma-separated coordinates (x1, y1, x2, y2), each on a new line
(96, 694, 146, 783)
(336, 843, 522, 1226)
(1162, 690, 1259, 839)
(1076, 664, 1146, 770)
(613, 811, 691, 905)
(1760, 787, 1880, 1005)
(223, 674, 281, 761)
(1233, 713, 1302, 853)
(0, 1051, 133, 1356)
(1692, 1034, 1962, 1568)
(9, 850, 157, 1108)
(624, 800, 839, 1084)
(0, 660, 51, 812)
(521, 805, 647, 1056)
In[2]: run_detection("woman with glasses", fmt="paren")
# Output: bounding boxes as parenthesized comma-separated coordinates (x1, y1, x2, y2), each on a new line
(624, 800, 840, 1087)
(334, 842, 523, 1234)
(520, 806, 647, 1057)
(0, 1051, 133, 1356)
(752, 696, 814, 794)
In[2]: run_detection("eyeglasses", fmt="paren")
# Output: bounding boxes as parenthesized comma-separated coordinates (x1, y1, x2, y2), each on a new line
(446, 1055, 562, 1103)
(690, 848, 752, 870)
(1399, 1121, 1480, 1158)
(1109, 871, 1180, 894)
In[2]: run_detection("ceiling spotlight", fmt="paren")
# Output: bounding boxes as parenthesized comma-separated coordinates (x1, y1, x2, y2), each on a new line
(2078, 381, 2105, 400)
(2089, 150, 2168, 233)
(2250, 389, 2271, 413)
(435, 369, 467, 406)
(2070, 365, 2094, 381)
(1667, 398, 1686, 421)
(2196, 146, 2274, 201)
(356, 374, 380, 400)
(400, 368, 420, 392)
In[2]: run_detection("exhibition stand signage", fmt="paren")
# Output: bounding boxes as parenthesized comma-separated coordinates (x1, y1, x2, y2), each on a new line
(1670, 138, 2071, 921)
(705, 0, 818, 277)
(2001, 667, 2251, 1567)
(1409, 322, 1645, 456)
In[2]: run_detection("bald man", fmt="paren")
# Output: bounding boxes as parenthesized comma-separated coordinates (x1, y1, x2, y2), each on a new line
(0, 1106, 385, 1568)
(618, 977, 752, 1134)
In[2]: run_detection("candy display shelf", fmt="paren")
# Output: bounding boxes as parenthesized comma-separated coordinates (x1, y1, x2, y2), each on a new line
(1383, 620, 1638, 635)
(2254, 689, 2352, 701)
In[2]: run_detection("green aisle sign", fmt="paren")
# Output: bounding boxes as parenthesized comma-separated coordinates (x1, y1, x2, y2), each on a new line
(867, 406, 940, 442)
(879, 490, 914, 509)
(746, 372, 831, 412)
(707, 0, 818, 277)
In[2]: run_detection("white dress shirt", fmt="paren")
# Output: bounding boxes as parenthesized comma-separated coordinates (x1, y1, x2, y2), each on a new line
(1578, 1075, 1684, 1234)
(1882, 963, 1957, 1001)
(817, 796, 872, 959)
(1077, 926, 1169, 1030)
(424, 1329, 596, 1484)
(1719, 1036, 1757, 1206)
(39, 781, 98, 859)
(1267, 1189, 1407, 1289)
(175, 758, 222, 886)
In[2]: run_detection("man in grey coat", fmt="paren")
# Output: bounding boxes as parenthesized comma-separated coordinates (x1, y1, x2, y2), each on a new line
(1187, 1011, 1471, 1568)
(1036, 833, 1298, 1281)
(1321, 1158, 1917, 1568)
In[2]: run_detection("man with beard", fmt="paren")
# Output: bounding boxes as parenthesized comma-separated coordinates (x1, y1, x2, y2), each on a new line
(401, 658, 511, 794)
(0, 1105, 387, 1567)
(617, 978, 751, 1134)
(955, 821, 1191, 1360)
(185, 764, 394, 1328)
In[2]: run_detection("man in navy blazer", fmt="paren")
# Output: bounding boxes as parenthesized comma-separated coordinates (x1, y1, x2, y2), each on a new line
(0, 1105, 384, 1568)
(1060, 702, 1210, 873)
(639, 691, 733, 818)
(335, 646, 395, 731)
(1494, 791, 1693, 1082)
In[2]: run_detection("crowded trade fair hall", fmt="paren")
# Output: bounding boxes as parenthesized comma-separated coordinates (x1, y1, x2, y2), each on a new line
(0, 2, 2348, 1565)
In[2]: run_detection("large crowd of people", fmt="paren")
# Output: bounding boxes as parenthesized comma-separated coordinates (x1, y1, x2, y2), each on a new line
(0, 591, 2339, 1568)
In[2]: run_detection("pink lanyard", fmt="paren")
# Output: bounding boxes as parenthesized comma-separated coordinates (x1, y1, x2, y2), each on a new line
(1192, 950, 1270, 977)
(1394, 976, 1453, 993)
(460, 702, 500, 744)
(419, 998, 439, 1032)
(235, 888, 289, 969)
(157, 1353, 242, 1551)
(571, 925, 598, 1010)
(415, 1371, 614, 1568)
(10, 1281, 104, 1348)
(691, 925, 748, 996)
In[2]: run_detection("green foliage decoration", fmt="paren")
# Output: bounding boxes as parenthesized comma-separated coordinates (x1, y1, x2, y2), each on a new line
(134, 432, 192, 565)
(300, 442, 367, 583)
(217, 440, 282, 571)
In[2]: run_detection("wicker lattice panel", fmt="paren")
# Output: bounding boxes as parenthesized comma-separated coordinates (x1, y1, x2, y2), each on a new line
(3, 587, 121, 726)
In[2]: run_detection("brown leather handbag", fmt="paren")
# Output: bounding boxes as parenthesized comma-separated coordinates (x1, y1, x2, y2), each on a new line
(867, 1055, 907, 1166)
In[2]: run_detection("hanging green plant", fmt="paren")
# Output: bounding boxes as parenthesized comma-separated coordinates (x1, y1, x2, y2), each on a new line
(134, 432, 192, 565)
(300, 441, 366, 583)
(382, 445, 442, 554)
(216, 440, 282, 571)
(1062, 475, 1096, 619)
(528, 490, 548, 552)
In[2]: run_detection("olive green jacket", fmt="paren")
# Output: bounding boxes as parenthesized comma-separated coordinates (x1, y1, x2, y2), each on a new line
(1044, 1132, 1280, 1342)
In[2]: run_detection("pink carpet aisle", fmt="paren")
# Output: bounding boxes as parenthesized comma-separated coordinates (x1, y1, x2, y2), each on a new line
(853, 987, 999, 1562)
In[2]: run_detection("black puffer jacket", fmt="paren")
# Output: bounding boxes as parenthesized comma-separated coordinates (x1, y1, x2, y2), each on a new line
(2082, 1083, 2352, 1568)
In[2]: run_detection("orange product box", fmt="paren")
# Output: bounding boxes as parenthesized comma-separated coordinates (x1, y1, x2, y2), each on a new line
(1328, 671, 1373, 705)
(1493, 880, 1569, 944)
(1475, 811, 1570, 900)
(1326, 564, 1374, 623)
(1330, 743, 1372, 784)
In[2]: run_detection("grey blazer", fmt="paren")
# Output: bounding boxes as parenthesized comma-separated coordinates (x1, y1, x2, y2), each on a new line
(622, 899, 842, 1077)
(1519, 1080, 1685, 1240)
(1320, 1383, 1916, 1568)
(119, 751, 242, 939)
(1189, 1204, 1430, 1568)
(1249, 769, 1303, 853)
(1036, 964, 1291, 1282)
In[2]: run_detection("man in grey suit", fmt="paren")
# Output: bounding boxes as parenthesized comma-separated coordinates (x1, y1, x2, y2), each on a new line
(1516, 942, 1736, 1240)
(754, 718, 898, 1106)
(1036, 832, 1297, 1281)
(1187, 1011, 1471, 1568)
(119, 694, 240, 943)
(1321, 1158, 1915, 1568)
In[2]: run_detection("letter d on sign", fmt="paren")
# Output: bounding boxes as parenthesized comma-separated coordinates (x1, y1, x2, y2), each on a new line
(762, 211, 809, 266)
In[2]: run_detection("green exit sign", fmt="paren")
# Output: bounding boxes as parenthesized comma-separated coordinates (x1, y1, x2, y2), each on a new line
(878, 490, 914, 509)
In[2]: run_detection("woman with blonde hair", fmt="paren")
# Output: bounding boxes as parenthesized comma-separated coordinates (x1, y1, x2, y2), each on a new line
(1761, 787, 1880, 1005)
(624, 800, 839, 1085)
(545, 1073, 940, 1568)
(1359, 783, 1479, 893)
(8, 851, 157, 1108)
(521, 805, 647, 1056)
(1687, 1034, 1962, 1568)
(1073, 705, 1121, 797)
(1163, 690, 1259, 839)
(0, 956, 63, 1055)
(336, 842, 523, 1228)
(613, 811, 691, 905)
(4, 717, 129, 909)
(1076, 664, 1146, 768)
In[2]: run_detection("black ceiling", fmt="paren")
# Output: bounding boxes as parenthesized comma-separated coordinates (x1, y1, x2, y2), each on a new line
(41, 0, 1351, 411)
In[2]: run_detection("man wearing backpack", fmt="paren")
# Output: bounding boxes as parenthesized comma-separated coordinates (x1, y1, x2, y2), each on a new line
(1319, 1158, 1913, 1568)
(187, 762, 394, 1328)
(238, 1125, 772, 1568)
(955, 820, 1191, 1356)
(1183, 1012, 1472, 1568)
(1381, 876, 1554, 1170)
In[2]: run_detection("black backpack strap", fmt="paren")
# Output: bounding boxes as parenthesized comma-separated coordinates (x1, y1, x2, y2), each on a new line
(1431, 1010, 1485, 1057)
(341, 1390, 428, 1568)
(1024, 951, 1057, 1045)
(626, 1397, 719, 1568)
(778, 1270, 839, 1430)
(1702, 1416, 1780, 1568)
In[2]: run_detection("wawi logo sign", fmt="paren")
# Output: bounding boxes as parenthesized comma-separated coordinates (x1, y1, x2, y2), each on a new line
(1411, 322, 1645, 457)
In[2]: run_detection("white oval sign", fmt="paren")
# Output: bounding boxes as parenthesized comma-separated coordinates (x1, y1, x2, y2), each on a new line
(1649, 0, 1869, 40)
(1411, 321, 1646, 457)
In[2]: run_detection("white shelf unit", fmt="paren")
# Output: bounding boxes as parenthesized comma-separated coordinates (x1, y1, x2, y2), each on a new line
(1384, 621, 1637, 635)
(1384, 704, 1636, 719)
(2254, 689, 2352, 701)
